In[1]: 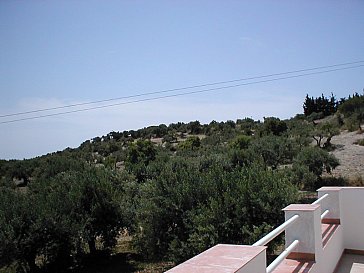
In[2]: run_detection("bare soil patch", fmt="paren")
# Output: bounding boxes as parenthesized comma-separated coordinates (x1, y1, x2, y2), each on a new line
(329, 130, 364, 182)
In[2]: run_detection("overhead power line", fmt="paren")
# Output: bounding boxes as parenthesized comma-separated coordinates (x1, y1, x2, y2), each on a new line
(1, 60, 364, 119)
(1, 63, 363, 125)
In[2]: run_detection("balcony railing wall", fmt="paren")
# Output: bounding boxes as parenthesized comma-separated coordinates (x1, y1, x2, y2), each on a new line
(167, 187, 364, 273)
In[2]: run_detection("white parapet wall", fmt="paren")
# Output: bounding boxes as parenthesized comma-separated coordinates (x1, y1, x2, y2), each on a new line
(340, 187, 364, 251)
(165, 187, 364, 273)
(317, 224, 344, 273)
(313, 187, 364, 273)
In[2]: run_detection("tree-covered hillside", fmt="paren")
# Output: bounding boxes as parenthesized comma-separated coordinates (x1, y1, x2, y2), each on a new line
(0, 92, 363, 273)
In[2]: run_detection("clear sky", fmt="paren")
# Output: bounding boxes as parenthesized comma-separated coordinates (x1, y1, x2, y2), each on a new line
(1, 1, 363, 159)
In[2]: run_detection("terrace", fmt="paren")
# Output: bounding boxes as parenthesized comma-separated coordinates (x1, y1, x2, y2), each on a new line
(166, 187, 364, 273)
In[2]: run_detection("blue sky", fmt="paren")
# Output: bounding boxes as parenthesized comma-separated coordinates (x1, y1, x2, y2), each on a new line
(1, 1, 363, 159)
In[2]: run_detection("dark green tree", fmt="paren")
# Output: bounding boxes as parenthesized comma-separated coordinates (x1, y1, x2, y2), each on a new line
(303, 93, 339, 117)
(311, 122, 340, 148)
(292, 147, 339, 189)
(135, 158, 297, 263)
(126, 140, 156, 165)
(261, 117, 288, 136)
(178, 136, 201, 151)
(250, 135, 297, 169)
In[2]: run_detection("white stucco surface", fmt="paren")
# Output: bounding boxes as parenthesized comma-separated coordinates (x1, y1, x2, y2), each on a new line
(341, 188, 364, 251)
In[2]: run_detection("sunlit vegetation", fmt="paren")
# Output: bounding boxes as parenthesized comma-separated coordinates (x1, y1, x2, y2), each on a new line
(1, 91, 363, 272)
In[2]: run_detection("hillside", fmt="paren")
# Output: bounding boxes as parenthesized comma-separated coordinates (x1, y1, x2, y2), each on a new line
(330, 129, 364, 181)
(0, 92, 363, 273)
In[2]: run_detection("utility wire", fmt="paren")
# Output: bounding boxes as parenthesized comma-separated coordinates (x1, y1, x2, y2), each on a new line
(1, 60, 364, 118)
(1, 63, 363, 125)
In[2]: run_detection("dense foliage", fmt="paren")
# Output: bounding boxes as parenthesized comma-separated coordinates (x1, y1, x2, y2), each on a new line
(135, 158, 297, 263)
(0, 166, 125, 273)
(1, 91, 363, 272)
(303, 93, 341, 118)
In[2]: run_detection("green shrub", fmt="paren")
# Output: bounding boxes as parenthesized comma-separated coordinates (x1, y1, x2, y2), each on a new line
(0, 166, 125, 272)
(355, 139, 364, 146)
(229, 135, 251, 150)
(292, 147, 339, 190)
(307, 111, 325, 121)
(338, 94, 364, 131)
(250, 135, 298, 169)
(261, 117, 288, 136)
(135, 158, 298, 263)
(178, 136, 201, 151)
